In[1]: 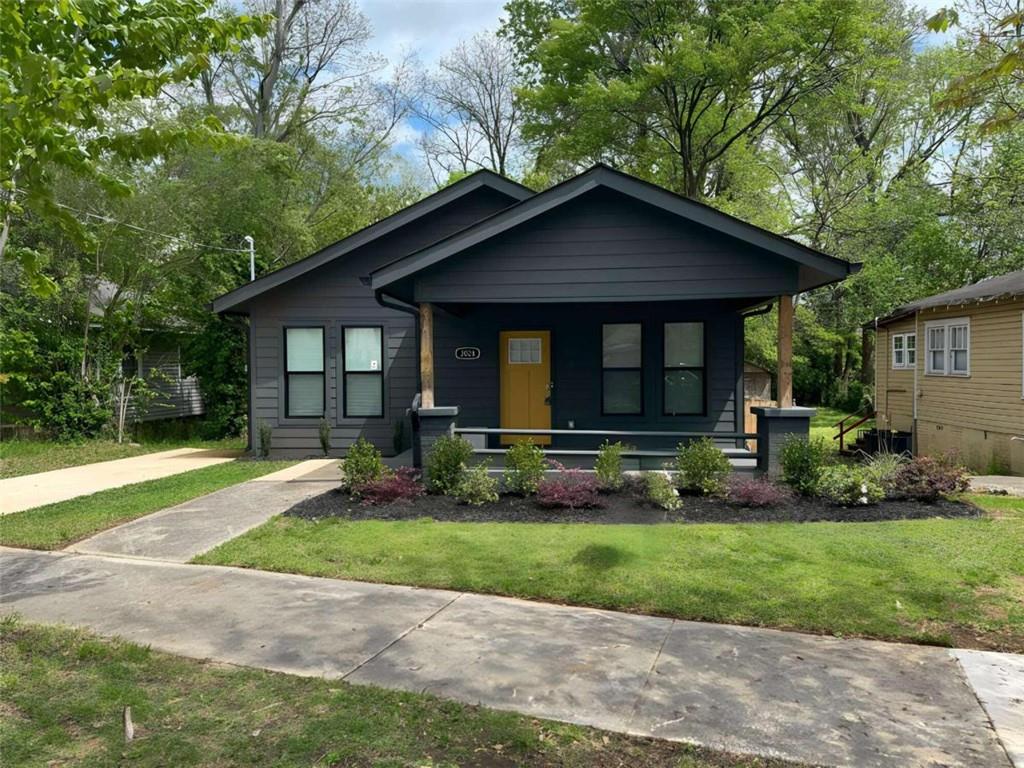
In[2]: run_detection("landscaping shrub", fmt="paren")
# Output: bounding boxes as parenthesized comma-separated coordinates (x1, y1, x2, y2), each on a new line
(888, 453, 970, 502)
(341, 437, 386, 490)
(779, 435, 831, 495)
(454, 462, 499, 506)
(644, 472, 681, 511)
(318, 417, 331, 456)
(257, 419, 272, 458)
(356, 468, 424, 505)
(674, 437, 731, 496)
(594, 441, 626, 491)
(537, 462, 601, 509)
(815, 465, 884, 506)
(727, 476, 793, 507)
(425, 434, 474, 494)
(503, 441, 546, 495)
(863, 450, 908, 493)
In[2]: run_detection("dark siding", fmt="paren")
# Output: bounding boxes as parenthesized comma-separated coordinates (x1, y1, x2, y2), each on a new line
(434, 301, 745, 450)
(129, 337, 205, 422)
(246, 186, 519, 457)
(413, 188, 799, 303)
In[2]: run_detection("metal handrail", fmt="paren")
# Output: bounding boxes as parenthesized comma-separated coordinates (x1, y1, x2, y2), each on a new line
(454, 427, 757, 439)
(833, 413, 871, 452)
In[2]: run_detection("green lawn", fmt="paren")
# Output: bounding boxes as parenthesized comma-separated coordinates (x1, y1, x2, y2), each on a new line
(0, 460, 293, 550)
(808, 406, 874, 449)
(197, 494, 1024, 652)
(0, 620, 790, 768)
(0, 437, 246, 478)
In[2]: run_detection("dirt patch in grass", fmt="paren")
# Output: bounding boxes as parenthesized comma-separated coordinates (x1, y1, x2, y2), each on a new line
(286, 486, 979, 525)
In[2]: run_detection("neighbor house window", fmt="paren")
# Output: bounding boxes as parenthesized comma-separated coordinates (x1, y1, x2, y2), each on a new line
(602, 323, 642, 414)
(891, 332, 915, 369)
(343, 326, 384, 417)
(285, 327, 324, 417)
(664, 322, 704, 415)
(925, 318, 969, 376)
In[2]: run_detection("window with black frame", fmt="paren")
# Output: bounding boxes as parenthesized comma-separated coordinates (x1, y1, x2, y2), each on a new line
(602, 323, 642, 415)
(285, 327, 324, 417)
(343, 326, 384, 417)
(663, 322, 704, 415)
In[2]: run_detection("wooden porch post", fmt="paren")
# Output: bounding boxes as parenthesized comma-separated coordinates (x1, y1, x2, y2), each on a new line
(419, 302, 435, 409)
(778, 294, 794, 407)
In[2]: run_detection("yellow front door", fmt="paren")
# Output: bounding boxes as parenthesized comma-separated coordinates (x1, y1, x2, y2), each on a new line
(500, 331, 552, 445)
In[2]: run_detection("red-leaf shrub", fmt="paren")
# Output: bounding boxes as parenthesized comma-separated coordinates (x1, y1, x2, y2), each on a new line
(888, 453, 970, 502)
(727, 476, 793, 507)
(537, 463, 602, 509)
(355, 468, 425, 506)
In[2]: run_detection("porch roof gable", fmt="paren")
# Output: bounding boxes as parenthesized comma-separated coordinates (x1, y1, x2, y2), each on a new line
(370, 164, 859, 299)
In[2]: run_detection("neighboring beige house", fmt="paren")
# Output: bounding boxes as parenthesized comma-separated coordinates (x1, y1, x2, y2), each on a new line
(871, 270, 1024, 475)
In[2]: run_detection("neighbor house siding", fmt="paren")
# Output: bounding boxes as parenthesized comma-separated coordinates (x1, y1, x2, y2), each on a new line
(412, 188, 797, 304)
(874, 317, 916, 433)
(127, 337, 205, 422)
(245, 187, 520, 457)
(875, 298, 1024, 473)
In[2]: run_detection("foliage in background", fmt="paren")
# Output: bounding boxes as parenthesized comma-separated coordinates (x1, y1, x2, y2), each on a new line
(257, 419, 272, 458)
(503, 441, 546, 495)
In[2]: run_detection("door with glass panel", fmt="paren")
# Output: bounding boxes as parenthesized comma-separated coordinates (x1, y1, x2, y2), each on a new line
(342, 327, 384, 417)
(499, 331, 551, 445)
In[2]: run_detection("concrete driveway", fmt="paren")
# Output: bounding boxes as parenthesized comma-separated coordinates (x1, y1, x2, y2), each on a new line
(1, 546, 1017, 768)
(0, 447, 241, 515)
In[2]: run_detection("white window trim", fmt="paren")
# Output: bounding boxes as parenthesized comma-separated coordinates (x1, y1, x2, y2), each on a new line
(924, 317, 970, 377)
(890, 332, 915, 369)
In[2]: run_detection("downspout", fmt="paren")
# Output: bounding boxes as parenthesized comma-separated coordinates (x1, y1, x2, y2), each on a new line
(913, 310, 919, 454)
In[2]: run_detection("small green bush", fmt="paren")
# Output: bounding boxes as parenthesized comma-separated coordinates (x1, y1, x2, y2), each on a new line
(318, 417, 331, 456)
(645, 472, 682, 511)
(257, 419, 272, 459)
(594, 441, 626, 491)
(341, 437, 386, 491)
(674, 437, 731, 496)
(454, 462, 499, 505)
(425, 434, 474, 494)
(780, 436, 831, 495)
(863, 450, 907, 492)
(815, 465, 884, 506)
(503, 441, 546, 495)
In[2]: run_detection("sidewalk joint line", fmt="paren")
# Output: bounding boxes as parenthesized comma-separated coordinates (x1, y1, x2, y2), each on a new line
(340, 592, 465, 681)
(625, 619, 675, 728)
(950, 650, 1016, 767)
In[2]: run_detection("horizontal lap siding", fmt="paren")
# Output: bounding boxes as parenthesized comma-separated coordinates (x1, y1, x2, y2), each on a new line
(247, 187, 520, 456)
(874, 319, 915, 432)
(434, 302, 743, 450)
(414, 188, 798, 303)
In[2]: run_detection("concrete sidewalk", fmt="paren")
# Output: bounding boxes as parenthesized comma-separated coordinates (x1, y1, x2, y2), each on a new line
(0, 547, 1016, 768)
(67, 459, 337, 562)
(0, 448, 242, 515)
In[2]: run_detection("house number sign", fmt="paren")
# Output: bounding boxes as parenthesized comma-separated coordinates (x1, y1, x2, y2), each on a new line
(455, 347, 481, 360)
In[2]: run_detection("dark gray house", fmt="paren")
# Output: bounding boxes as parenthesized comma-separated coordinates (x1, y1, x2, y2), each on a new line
(213, 165, 858, 471)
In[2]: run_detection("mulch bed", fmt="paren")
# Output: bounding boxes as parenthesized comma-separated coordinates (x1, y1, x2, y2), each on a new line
(285, 487, 980, 525)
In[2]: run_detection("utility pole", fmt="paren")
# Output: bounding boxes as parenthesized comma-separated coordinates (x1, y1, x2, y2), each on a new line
(244, 235, 255, 281)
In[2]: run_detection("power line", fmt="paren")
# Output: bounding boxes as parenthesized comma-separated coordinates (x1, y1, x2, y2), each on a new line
(25, 192, 253, 254)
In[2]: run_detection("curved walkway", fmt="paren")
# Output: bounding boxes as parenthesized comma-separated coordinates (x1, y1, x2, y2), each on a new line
(0, 447, 242, 515)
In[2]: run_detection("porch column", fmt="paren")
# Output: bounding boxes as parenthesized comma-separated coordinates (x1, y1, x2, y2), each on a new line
(419, 301, 434, 409)
(777, 294, 794, 407)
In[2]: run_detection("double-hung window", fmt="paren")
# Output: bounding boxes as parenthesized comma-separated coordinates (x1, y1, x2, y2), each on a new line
(285, 327, 325, 417)
(343, 327, 384, 417)
(602, 323, 642, 414)
(925, 318, 969, 376)
(664, 322, 704, 415)
(891, 332, 915, 369)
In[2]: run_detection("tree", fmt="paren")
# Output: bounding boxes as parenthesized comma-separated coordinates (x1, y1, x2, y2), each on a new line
(507, 0, 884, 199)
(928, 0, 1023, 132)
(414, 33, 525, 182)
(0, 0, 260, 293)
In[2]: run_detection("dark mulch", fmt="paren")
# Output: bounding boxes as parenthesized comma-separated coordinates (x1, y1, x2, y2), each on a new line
(285, 486, 980, 525)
